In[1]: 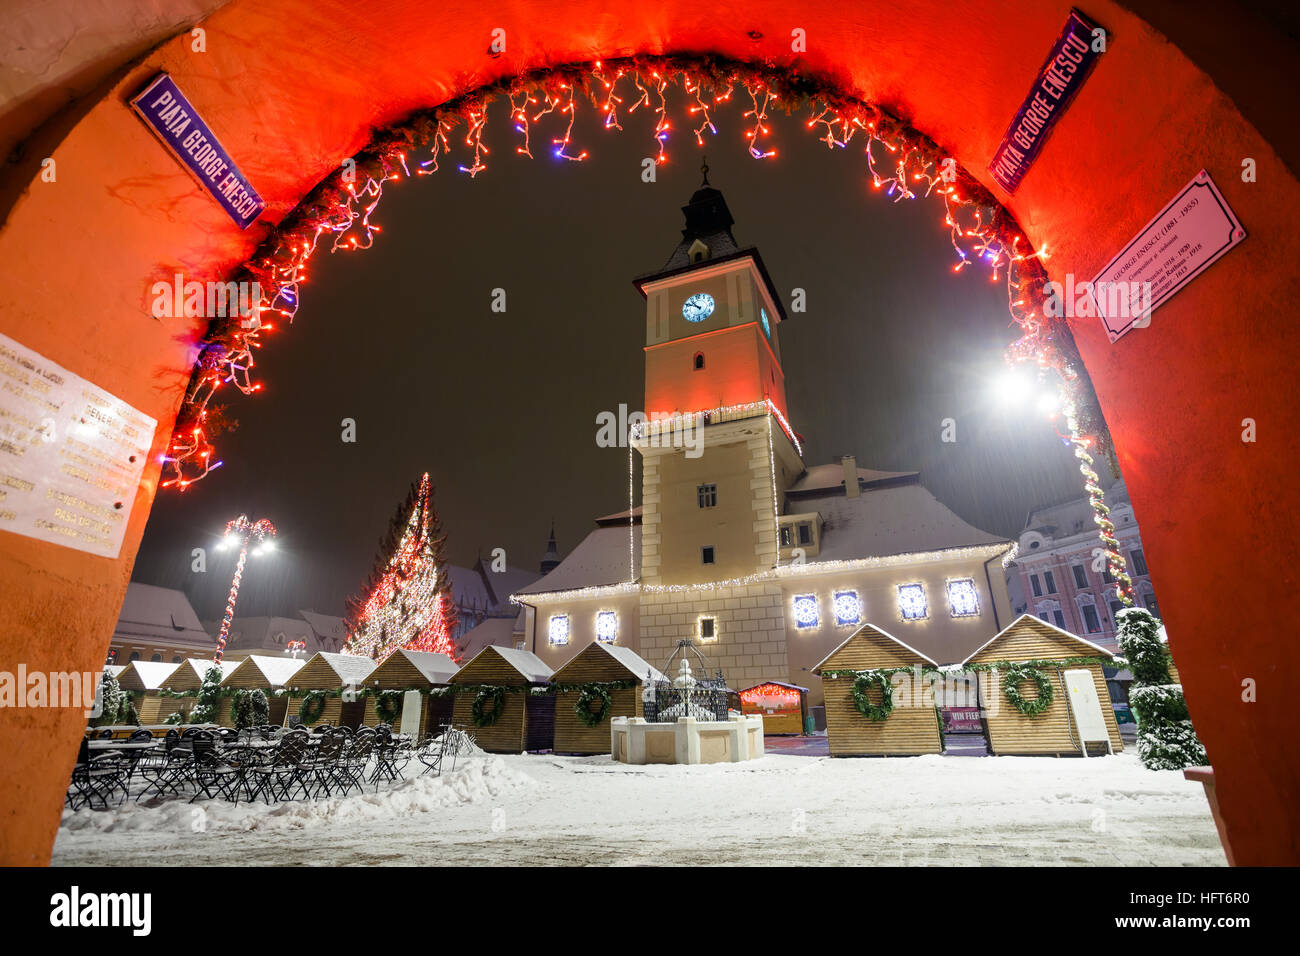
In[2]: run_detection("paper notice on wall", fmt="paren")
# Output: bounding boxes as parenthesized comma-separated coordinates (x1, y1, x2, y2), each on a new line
(0, 333, 156, 558)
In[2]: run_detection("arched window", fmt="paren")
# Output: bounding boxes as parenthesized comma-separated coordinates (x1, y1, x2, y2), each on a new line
(150, 653, 162, 662)
(693, 352, 705, 370)
(128, 651, 140, 662)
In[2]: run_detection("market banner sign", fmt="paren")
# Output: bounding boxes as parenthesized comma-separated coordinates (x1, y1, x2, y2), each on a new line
(1089, 169, 1246, 341)
(130, 72, 265, 229)
(942, 707, 984, 733)
(989, 9, 1103, 194)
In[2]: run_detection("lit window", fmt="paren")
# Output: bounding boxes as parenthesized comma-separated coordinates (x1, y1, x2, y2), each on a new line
(779, 526, 793, 547)
(702, 546, 715, 565)
(792, 594, 820, 629)
(548, 614, 570, 646)
(697, 483, 717, 508)
(898, 584, 927, 621)
(946, 579, 980, 617)
(595, 610, 618, 644)
(698, 616, 717, 641)
(832, 591, 861, 627)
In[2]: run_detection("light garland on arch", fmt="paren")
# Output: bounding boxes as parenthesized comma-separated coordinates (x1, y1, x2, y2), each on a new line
(164, 54, 1091, 495)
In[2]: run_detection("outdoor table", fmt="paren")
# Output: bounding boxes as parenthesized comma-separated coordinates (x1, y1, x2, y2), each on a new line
(85, 739, 160, 783)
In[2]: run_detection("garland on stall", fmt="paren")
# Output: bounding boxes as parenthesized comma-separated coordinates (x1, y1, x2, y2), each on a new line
(471, 687, 506, 728)
(820, 655, 1118, 681)
(161, 53, 1113, 503)
(1001, 664, 1054, 718)
(298, 691, 327, 724)
(851, 671, 894, 721)
(574, 684, 614, 727)
(374, 690, 404, 723)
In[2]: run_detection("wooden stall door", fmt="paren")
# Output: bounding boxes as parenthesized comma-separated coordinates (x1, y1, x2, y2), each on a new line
(525, 695, 555, 753)
(338, 700, 366, 729)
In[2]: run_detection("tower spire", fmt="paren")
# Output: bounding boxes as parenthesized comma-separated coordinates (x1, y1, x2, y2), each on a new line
(700, 153, 710, 186)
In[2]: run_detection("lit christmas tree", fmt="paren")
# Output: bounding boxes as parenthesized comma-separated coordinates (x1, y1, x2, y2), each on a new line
(346, 472, 459, 661)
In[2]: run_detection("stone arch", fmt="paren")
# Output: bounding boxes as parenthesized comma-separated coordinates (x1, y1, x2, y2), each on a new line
(1, 0, 1297, 865)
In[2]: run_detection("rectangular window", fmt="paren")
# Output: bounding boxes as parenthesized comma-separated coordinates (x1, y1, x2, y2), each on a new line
(1081, 604, 1101, 633)
(548, 614, 570, 646)
(792, 594, 820, 629)
(1072, 565, 1088, 589)
(832, 591, 862, 627)
(779, 526, 793, 547)
(701, 545, 715, 565)
(698, 616, 717, 641)
(595, 610, 618, 644)
(1131, 549, 1149, 576)
(1109, 601, 1125, 625)
(1044, 570, 1057, 594)
(898, 583, 927, 621)
(1144, 594, 1161, 619)
(1030, 574, 1042, 597)
(797, 522, 812, 545)
(1102, 566, 1114, 584)
(697, 483, 717, 508)
(1053, 609, 1067, 629)
(946, 579, 980, 617)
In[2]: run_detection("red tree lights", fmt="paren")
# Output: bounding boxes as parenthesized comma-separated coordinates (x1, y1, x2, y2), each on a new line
(346, 473, 458, 662)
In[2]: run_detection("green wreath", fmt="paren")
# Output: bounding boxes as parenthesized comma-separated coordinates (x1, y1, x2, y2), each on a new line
(298, 691, 327, 725)
(374, 690, 403, 724)
(1003, 664, 1054, 717)
(471, 686, 506, 728)
(575, 684, 613, 727)
(851, 671, 894, 721)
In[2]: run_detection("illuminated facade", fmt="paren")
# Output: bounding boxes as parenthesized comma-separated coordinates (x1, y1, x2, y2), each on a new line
(513, 177, 1015, 704)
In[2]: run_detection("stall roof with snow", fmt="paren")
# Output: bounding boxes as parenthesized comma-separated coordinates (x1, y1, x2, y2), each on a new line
(286, 651, 377, 690)
(451, 645, 553, 686)
(220, 654, 307, 689)
(115, 660, 181, 692)
(367, 649, 460, 688)
(162, 658, 240, 691)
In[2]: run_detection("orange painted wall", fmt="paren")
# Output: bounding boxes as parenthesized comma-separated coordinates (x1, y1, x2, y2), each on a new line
(0, 0, 1297, 864)
(644, 324, 788, 419)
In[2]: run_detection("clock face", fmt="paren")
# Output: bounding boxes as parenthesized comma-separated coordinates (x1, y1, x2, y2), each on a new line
(682, 292, 715, 323)
(760, 307, 770, 337)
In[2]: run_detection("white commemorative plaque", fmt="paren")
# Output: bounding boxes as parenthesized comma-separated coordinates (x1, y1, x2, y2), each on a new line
(0, 333, 156, 557)
(1091, 169, 1246, 341)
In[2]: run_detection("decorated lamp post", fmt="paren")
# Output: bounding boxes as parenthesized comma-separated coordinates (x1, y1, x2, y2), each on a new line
(213, 514, 277, 662)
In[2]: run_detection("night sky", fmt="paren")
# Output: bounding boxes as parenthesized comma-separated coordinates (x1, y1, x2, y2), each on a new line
(132, 97, 1097, 622)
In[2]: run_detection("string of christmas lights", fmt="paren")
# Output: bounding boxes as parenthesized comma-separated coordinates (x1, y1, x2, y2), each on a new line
(346, 473, 458, 661)
(164, 54, 1111, 559)
(1063, 398, 1136, 607)
(213, 515, 276, 663)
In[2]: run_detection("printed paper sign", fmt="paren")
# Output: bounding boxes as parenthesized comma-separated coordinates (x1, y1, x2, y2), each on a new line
(1090, 170, 1247, 341)
(0, 334, 156, 557)
(989, 8, 1103, 194)
(130, 72, 265, 229)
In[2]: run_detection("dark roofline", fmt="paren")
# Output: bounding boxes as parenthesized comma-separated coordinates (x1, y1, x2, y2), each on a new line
(632, 247, 789, 323)
(785, 471, 921, 501)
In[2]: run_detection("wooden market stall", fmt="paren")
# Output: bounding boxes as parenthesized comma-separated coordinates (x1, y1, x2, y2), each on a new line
(550, 643, 664, 755)
(158, 658, 241, 722)
(448, 646, 553, 753)
(961, 614, 1124, 756)
(283, 652, 377, 729)
(217, 654, 307, 726)
(739, 681, 809, 736)
(361, 649, 460, 738)
(812, 624, 943, 757)
(115, 660, 181, 723)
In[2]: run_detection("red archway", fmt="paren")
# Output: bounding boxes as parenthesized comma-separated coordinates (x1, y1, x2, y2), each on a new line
(1, 0, 1297, 865)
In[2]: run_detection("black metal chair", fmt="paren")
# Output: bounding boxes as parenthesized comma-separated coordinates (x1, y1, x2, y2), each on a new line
(129, 728, 153, 741)
(371, 734, 413, 784)
(306, 731, 347, 799)
(68, 752, 130, 809)
(248, 730, 312, 803)
(135, 747, 193, 802)
(335, 732, 374, 796)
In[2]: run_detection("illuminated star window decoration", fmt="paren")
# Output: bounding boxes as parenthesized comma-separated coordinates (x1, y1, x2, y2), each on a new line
(595, 610, 618, 644)
(833, 590, 862, 627)
(947, 578, 980, 617)
(548, 614, 570, 646)
(792, 594, 820, 629)
(898, 584, 928, 621)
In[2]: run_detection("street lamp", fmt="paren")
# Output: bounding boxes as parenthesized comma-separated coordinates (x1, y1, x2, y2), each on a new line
(213, 514, 277, 662)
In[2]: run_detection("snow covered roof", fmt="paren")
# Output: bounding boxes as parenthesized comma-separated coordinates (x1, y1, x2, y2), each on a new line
(593, 643, 666, 683)
(394, 650, 460, 684)
(482, 564, 542, 606)
(106, 665, 125, 678)
(117, 660, 180, 690)
(959, 613, 1118, 666)
(225, 655, 306, 687)
(220, 616, 314, 652)
(313, 652, 378, 685)
(113, 583, 211, 646)
(169, 658, 240, 685)
(457, 617, 519, 661)
(1022, 479, 1129, 538)
(448, 565, 490, 608)
(298, 610, 347, 648)
(797, 479, 1008, 563)
(490, 646, 553, 683)
(787, 463, 917, 495)
(516, 525, 640, 595)
(812, 623, 940, 672)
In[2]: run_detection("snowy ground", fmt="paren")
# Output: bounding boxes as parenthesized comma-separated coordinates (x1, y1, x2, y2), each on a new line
(53, 751, 1224, 866)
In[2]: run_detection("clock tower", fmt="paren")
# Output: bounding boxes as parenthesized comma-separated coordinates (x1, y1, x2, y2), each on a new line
(632, 168, 804, 589)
